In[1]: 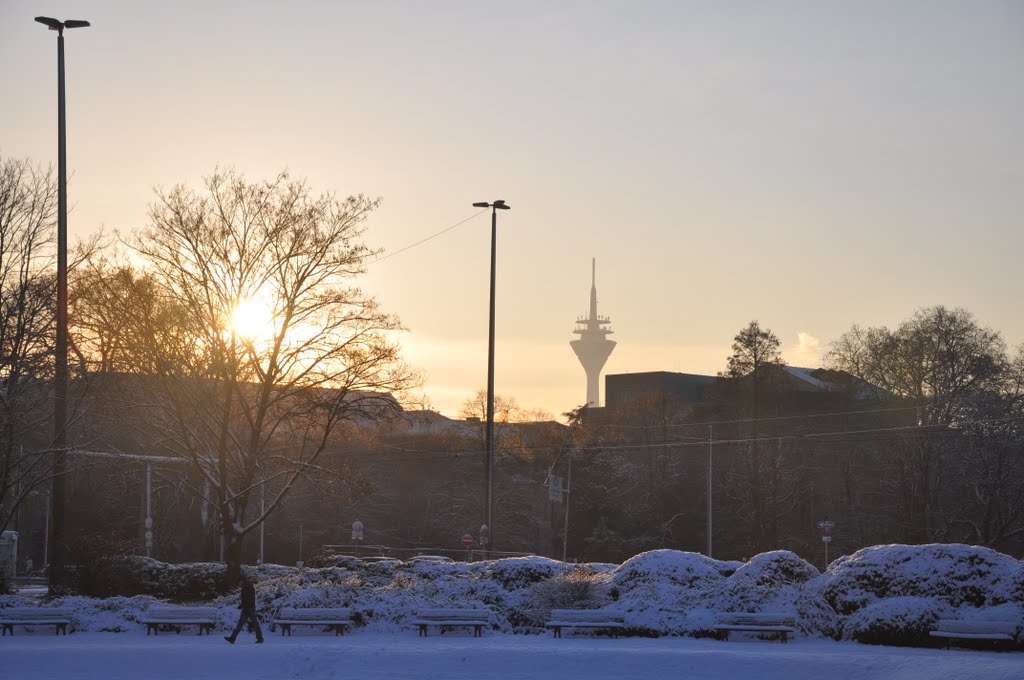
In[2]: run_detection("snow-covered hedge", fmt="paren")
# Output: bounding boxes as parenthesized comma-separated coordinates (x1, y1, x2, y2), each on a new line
(4, 543, 1020, 647)
(841, 596, 951, 647)
(823, 544, 1022, 614)
(75, 556, 229, 599)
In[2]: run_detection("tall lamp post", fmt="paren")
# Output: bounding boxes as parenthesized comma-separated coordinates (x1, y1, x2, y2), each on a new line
(35, 15, 90, 587)
(471, 199, 510, 555)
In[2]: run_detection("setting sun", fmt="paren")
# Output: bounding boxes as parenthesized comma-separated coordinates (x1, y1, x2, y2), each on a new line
(231, 295, 275, 341)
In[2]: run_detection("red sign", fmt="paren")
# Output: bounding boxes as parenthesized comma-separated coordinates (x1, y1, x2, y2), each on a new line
(461, 534, 474, 548)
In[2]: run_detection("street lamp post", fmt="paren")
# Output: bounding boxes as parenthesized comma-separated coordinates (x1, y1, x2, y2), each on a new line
(35, 15, 90, 588)
(472, 200, 509, 555)
(707, 425, 713, 559)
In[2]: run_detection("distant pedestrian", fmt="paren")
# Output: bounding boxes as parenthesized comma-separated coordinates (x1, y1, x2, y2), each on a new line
(225, 575, 264, 644)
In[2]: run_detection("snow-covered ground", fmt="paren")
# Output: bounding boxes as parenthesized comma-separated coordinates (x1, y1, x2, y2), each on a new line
(3, 544, 1021, 677)
(3, 631, 1020, 680)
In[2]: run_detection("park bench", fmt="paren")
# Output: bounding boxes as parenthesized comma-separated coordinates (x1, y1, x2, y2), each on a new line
(140, 606, 218, 635)
(0, 607, 72, 636)
(546, 609, 625, 638)
(412, 608, 490, 637)
(929, 619, 1019, 649)
(714, 612, 796, 643)
(271, 607, 353, 636)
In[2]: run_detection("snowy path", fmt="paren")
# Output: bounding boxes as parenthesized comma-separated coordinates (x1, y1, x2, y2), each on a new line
(4, 632, 1019, 680)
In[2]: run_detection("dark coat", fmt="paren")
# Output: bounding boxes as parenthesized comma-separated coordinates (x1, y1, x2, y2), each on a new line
(240, 582, 257, 612)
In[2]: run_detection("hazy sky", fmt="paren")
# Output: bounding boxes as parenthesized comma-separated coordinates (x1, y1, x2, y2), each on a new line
(3, 1, 1022, 418)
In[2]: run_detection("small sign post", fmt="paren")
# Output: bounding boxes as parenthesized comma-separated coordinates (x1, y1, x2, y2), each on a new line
(817, 520, 834, 570)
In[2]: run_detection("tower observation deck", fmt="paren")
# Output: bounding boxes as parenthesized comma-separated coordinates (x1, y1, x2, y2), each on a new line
(570, 259, 616, 407)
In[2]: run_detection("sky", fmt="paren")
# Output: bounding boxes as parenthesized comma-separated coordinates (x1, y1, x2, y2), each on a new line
(2, 1, 1022, 419)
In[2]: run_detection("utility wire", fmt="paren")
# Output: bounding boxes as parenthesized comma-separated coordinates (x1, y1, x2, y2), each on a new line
(370, 209, 488, 264)
(326, 413, 1024, 461)
(600, 404, 924, 431)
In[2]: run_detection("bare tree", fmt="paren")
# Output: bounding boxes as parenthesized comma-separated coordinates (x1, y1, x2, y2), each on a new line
(827, 306, 1011, 542)
(120, 169, 414, 582)
(0, 156, 57, 536)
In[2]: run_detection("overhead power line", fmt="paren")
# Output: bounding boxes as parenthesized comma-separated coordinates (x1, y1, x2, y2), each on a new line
(370, 209, 488, 264)
(330, 413, 1024, 461)
(601, 404, 924, 431)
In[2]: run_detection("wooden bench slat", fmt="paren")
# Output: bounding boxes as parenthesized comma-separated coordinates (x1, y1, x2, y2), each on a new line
(140, 606, 219, 636)
(414, 609, 490, 638)
(0, 608, 72, 637)
(930, 631, 1014, 641)
(932, 620, 1017, 635)
(929, 619, 1019, 648)
(714, 612, 796, 643)
(546, 609, 626, 638)
(270, 608, 353, 636)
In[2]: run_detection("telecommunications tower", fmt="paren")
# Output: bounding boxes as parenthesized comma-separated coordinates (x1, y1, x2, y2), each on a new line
(570, 259, 616, 407)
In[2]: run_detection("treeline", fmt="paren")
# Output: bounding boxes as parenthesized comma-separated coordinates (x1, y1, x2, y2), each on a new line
(564, 312, 1024, 562)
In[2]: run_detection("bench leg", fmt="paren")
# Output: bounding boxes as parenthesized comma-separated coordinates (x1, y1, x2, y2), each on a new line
(2, 624, 12, 637)
(419, 625, 427, 637)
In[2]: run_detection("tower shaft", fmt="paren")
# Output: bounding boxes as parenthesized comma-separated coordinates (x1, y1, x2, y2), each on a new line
(571, 258, 615, 407)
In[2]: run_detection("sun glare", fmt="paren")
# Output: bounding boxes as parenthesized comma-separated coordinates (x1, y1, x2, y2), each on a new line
(231, 296, 275, 342)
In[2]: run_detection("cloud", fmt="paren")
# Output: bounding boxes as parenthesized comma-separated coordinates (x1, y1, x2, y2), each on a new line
(785, 332, 822, 367)
(797, 332, 821, 355)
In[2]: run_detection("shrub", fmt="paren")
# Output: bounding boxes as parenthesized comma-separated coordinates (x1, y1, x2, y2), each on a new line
(486, 557, 563, 591)
(842, 596, 950, 647)
(823, 544, 1022, 614)
(75, 555, 229, 600)
(305, 552, 362, 569)
(716, 551, 819, 614)
(527, 569, 610, 615)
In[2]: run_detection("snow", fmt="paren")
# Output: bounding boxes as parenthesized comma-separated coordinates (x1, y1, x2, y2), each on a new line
(783, 366, 834, 391)
(3, 632, 1021, 680)
(2, 543, 1021, 677)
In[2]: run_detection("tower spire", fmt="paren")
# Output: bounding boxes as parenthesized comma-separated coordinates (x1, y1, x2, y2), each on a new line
(570, 259, 616, 407)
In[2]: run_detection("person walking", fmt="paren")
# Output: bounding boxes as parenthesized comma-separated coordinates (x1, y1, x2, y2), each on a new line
(225, 575, 264, 644)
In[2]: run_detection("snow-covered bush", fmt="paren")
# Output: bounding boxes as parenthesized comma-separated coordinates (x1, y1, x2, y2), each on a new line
(822, 544, 1022, 615)
(485, 556, 563, 591)
(841, 596, 951, 647)
(716, 551, 819, 613)
(607, 550, 737, 635)
(6, 543, 1017, 646)
(305, 552, 363, 569)
(528, 568, 610, 611)
(76, 555, 229, 599)
(712, 551, 837, 639)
